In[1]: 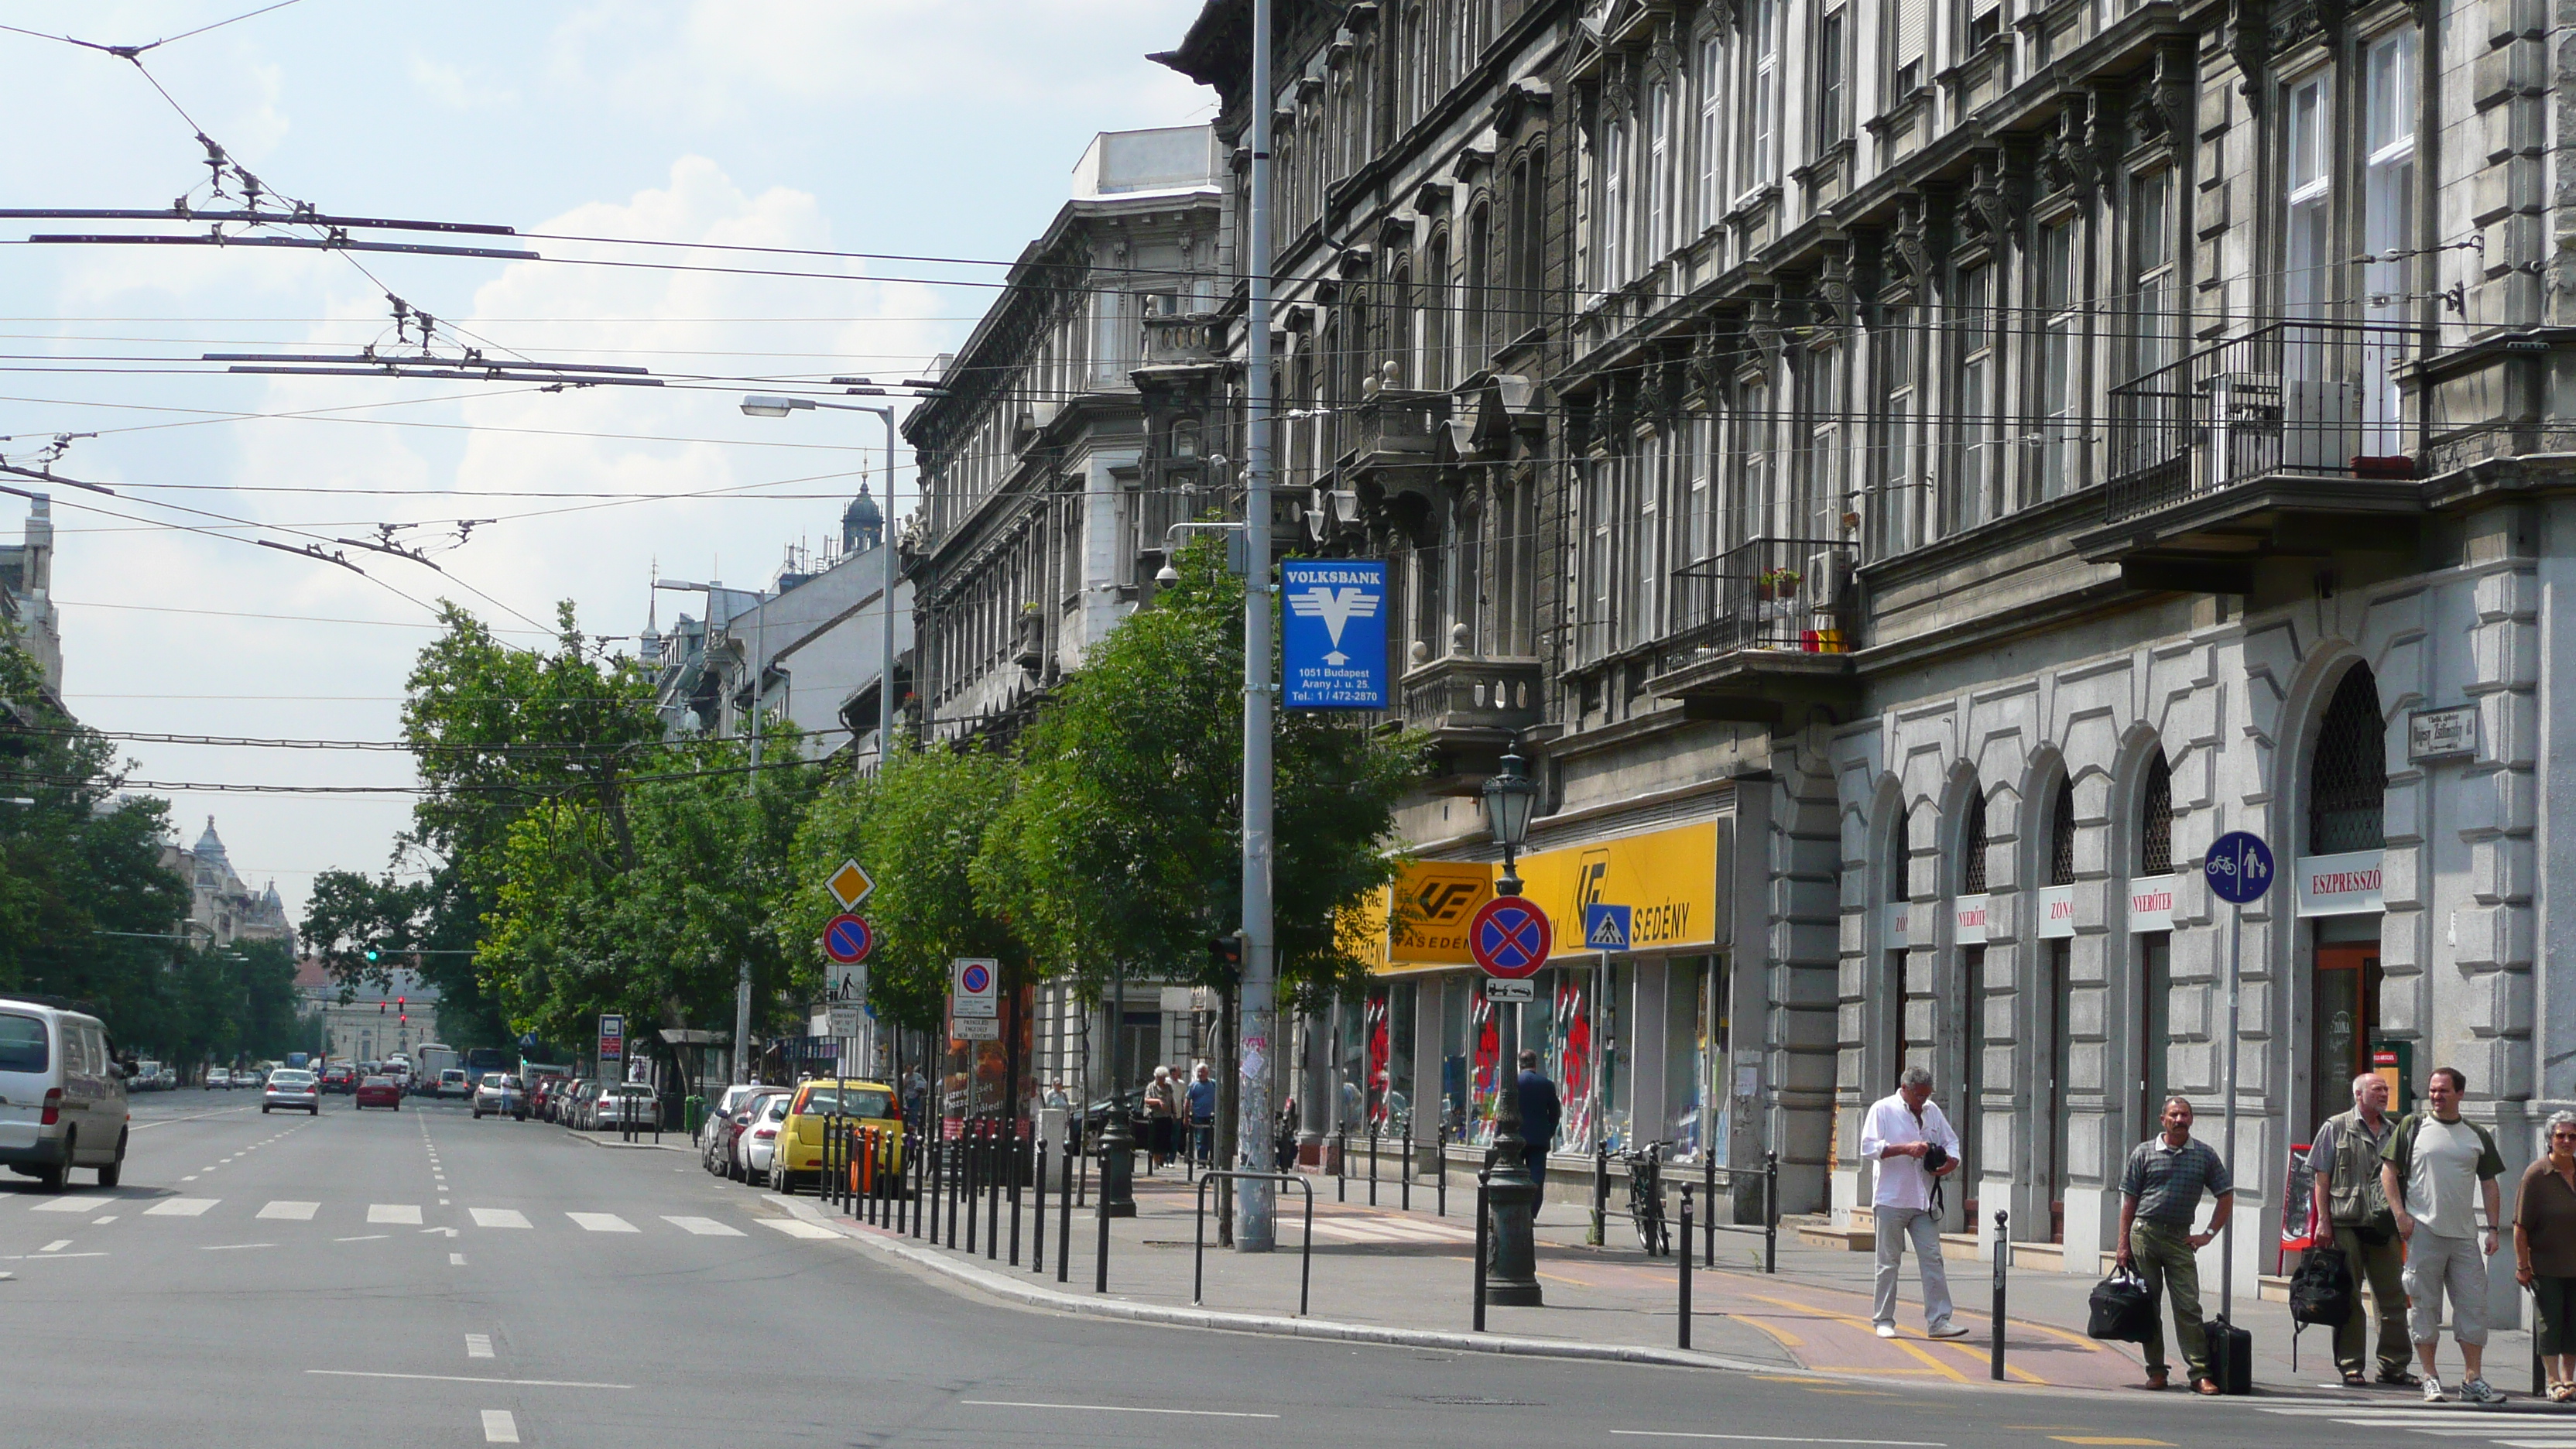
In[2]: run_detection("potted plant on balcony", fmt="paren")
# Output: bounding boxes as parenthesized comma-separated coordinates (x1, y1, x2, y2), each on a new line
(1755, 565, 1802, 602)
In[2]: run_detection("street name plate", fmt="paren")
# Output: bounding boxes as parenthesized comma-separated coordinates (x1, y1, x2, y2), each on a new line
(1482, 977, 1535, 1003)
(951, 1016, 999, 1041)
(2408, 704, 2478, 762)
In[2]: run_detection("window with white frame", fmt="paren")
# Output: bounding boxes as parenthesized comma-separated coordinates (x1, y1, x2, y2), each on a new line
(1632, 430, 1665, 645)
(1877, 306, 1918, 555)
(2285, 70, 2331, 320)
(2128, 169, 2177, 383)
(1601, 109, 1629, 291)
(1688, 411, 1716, 563)
(1892, 0, 1928, 99)
(1584, 454, 1613, 660)
(1806, 345, 1844, 539)
(1953, 263, 1996, 531)
(1741, 378, 1773, 538)
(1816, 6, 1849, 152)
(2036, 217, 2079, 497)
(2361, 26, 2417, 451)
(1649, 80, 1673, 262)
(1739, 0, 1779, 194)
(1697, 34, 1726, 231)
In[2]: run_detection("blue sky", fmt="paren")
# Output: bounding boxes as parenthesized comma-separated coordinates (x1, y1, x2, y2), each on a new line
(0, 0, 1211, 919)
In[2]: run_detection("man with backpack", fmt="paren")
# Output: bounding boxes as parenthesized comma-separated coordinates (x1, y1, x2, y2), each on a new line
(2307, 1072, 2410, 1387)
(2380, 1065, 2509, 1403)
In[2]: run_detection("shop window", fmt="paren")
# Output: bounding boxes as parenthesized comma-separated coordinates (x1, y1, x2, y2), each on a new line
(1550, 970, 1594, 1149)
(2139, 754, 2172, 875)
(2049, 776, 2077, 886)
(1959, 786, 1988, 894)
(2310, 666, 2387, 853)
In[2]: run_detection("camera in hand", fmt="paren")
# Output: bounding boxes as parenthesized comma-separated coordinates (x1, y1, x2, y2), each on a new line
(1920, 1142, 1950, 1173)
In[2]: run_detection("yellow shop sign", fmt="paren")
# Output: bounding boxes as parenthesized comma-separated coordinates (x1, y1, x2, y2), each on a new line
(1516, 822, 1719, 960)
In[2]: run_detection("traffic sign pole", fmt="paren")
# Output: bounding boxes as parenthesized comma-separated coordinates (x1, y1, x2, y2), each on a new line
(2203, 830, 2274, 1328)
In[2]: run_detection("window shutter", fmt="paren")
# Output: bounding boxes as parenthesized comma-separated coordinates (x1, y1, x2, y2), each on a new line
(1898, 0, 1928, 64)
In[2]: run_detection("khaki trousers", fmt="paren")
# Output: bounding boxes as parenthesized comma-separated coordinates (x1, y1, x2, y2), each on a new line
(2330, 1224, 2407, 1377)
(2131, 1219, 2208, 1379)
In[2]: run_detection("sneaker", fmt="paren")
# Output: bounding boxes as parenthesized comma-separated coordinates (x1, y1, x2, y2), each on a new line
(1927, 1320, 1971, 1339)
(1874, 1323, 1899, 1338)
(2423, 1374, 2448, 1403)
(2460, 1378, 2505, 1406)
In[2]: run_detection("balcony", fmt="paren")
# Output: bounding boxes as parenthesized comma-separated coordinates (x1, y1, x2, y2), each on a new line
(2074, 321, 2427, 594)
(1139, 312, 1223, 370)
(1345, 389, 1446, 492)
(1396, 655, 1542, 790)
(1647, 537, 1860, 727)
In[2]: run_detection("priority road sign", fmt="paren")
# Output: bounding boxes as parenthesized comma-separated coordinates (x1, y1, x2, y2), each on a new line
(951, 957, 999, 1019)
(822, 913, 873, 965)
(825, 858, 875, 910)
(1468, 896, 1552, 979)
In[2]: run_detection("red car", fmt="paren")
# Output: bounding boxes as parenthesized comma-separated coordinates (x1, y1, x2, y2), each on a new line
(353, 1075, 402, 1111)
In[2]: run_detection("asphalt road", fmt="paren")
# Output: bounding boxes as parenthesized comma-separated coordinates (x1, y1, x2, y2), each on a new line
(0, 1088, 2545, 1448)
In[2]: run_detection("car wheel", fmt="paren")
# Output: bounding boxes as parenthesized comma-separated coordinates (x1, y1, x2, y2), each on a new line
(36, 1130, 69, 1194)
(98, 1132, 125, 1188)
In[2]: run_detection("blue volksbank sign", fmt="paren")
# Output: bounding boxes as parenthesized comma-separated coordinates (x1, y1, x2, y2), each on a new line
(1280, 558, 1388, 709)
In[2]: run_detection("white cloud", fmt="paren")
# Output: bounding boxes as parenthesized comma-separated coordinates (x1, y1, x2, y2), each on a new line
(408, 50, 519, 111)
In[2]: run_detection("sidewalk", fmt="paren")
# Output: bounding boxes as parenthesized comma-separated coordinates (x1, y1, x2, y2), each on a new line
(770, 1157, 2485, 1396)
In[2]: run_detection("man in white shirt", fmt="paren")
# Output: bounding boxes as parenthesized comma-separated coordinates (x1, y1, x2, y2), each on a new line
(1857, 1064, 1971, 1339)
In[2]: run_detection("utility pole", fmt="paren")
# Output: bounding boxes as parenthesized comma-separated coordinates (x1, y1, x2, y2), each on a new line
(1235, 0, 1279, 1255)
(738, 606, 765, 1086)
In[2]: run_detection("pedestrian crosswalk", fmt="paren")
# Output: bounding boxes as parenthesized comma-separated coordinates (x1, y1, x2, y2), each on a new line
(11, 1197, 822, 1243)
(2252, 1398, 2576, 1447)
(1304, 1213, 1478, 1246)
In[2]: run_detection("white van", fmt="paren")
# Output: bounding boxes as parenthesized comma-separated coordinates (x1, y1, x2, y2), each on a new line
(0, 997, 131, 1192)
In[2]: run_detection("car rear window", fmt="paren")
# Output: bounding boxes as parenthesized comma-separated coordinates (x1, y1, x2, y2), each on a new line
(795, 1086, 893, 1118)
(0, 1014, 45, 1073)
(269, 1072, 314, 1086)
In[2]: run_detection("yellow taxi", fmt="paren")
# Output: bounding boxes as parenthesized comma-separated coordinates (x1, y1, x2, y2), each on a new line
(772, 1077, 903, 1194)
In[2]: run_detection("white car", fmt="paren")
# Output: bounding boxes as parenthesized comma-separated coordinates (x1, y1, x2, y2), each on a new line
(436, 1068, 471, 1100)
(0, 996, 132, 1191)
(205, 1067, 233, 1090)
(262, 1068, 320, 1115)
(729, 1094, 789, 1181)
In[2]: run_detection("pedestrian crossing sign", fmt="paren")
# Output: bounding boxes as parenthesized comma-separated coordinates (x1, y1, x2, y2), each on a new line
(825, 858, 874, 909)
(1584, 903, 1632, 951)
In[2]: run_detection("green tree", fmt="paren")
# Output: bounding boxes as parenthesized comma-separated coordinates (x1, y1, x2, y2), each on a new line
(982, 537, 1420, 999)
(780, 742, 1022, 1033)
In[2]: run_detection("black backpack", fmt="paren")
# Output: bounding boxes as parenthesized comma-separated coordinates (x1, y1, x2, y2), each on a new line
(2290, 1245, 2355, 1327)
(2088, 1268, 2156, 1341)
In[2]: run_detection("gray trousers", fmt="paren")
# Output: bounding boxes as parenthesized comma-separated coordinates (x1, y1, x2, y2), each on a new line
(1872, 1205, 1954, 1329)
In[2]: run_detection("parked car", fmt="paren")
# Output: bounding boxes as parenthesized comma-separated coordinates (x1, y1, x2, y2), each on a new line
(527, 1074, 567, 1120)
(352, 1075, 402, 1110)
(768, 1077, 901, 1194)
(471, 1074, 525, 1120)
(729, 1094, 790, 1182)
(262, 1068, 320, 1115)
(702, 1086, 786, 1176)
(584, 1082, 656, 1131)
(0, 995, 132, 1192)
(204, 1067, 233, 1090)
(237, 1067, 266, 1090)
(564, 1078, 601, 1126)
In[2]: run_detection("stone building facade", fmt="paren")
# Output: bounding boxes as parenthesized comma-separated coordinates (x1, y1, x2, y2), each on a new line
(1136, 0, 2572, 1308)
(162, 817, 291, 950)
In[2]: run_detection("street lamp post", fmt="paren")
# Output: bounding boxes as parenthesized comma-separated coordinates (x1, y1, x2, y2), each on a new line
(1097, 961, 1136, 1217)
(1478, 748, 1543, 1307)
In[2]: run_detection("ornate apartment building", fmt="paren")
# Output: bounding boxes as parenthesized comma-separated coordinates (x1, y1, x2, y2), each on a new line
(1147, 0, 2571, 1300)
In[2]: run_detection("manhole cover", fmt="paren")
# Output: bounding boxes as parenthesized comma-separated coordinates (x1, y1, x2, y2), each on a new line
(1413, 1396, 1543, 1407)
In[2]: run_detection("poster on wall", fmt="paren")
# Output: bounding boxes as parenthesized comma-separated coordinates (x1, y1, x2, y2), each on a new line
(1553, 974, 1592, 1149)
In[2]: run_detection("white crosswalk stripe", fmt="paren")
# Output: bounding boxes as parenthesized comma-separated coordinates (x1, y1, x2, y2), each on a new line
(2252, 1398, 2576, 1447)
(143, 1198, 218, 1218)
(567, 1212, 637, 1233)
(755, 1218, 839, 1239)
(661, 1216, 746, 1236)
(256, 1201, 317, 1221)
(28, 1197, 110, 1213)
(368, 1204, 423, 1225)
(469, 1208, 531, 1229)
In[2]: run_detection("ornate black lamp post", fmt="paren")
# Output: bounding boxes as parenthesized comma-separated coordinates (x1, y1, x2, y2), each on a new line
(1478, 749, 1543, 1307)
(1097, 958, 1137, 1217)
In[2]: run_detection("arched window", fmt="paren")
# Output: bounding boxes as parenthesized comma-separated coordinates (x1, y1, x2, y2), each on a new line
(1421, 234, 1450, 389)
(1464, 202, 1492, 368)
(1889, 803, 1911, 902)
(2310, 666, 2388, 853)
(1387, 265, 1414, 387)
(2139, 753, 2172, 875)
(1960, 786, 1988, 894)
(2049, 776, 2077, 886)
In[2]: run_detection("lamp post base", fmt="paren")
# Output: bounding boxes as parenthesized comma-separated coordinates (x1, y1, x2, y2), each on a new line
(1482, 1138, 1545, 1307)
(1098, 1117, 1138, 1218)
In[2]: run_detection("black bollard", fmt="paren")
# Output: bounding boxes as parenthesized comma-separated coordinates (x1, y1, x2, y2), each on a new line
(1094, 1165, 1112, 1294)
(1437, 1122, 1447, 1217)
(1591, 1139, 1611, 1247)
(1009, 1127, 1024, 1267)
(1763, 1149, 1779, 1275)
(1678, 1184, 1694, 1350)
(966, 1122, 983, 1256)
(1060, 1121, 1076, 1285)
(986, 1122, 1002, 1262)
(1473, 1171, 1489, 1333)
(1703, 1145, 1717, 1267)
(1402, 1127, 1413, 1213)
(1033, 1136, 1047, 1275)
(947, 1133, 961, 1248)
(1368, 1126, 1379, 1207)
(1336, 1128, 1348, 1203)
(1991, 1208, 2009, 1382)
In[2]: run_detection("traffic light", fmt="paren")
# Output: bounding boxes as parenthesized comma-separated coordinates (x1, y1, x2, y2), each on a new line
(364, 947, 379, 963)
(1208, 933, 1243, 981)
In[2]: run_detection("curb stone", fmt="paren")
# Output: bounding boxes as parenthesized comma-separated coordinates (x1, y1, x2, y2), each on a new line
(766, 1192, 1785, 1375)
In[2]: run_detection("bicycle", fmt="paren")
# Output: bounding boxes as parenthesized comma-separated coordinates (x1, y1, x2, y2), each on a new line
(1624, 1141, 1671, 1256)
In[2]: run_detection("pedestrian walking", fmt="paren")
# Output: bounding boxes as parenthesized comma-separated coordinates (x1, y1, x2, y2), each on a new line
(1516, 1050, 1560, 1213)
(1186, 1062, 1218, 1166)
(2383, 1065, 2509, 1403)
(1858, 1065, 1971, 1341)
(2516, 1111, 2576, 1403)
(2117, 1096, 2235, 1394)
(1144, 1065, 1181, 1169)
(2307, 1071, 2410, 1387)
(1273, 1095, 1300, 1171)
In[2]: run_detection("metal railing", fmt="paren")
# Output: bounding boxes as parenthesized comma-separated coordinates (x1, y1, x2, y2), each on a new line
(1193, 1170, 1315, 1316)
(1661, 536, 1855, 666)
(2104, 320, 2425, 523)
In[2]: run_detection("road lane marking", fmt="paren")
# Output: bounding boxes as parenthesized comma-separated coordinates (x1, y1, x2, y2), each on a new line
(90, 1216, 115, 1224)
(755, 1218, 839, 1239)
(958, 1401, 1280, 1419)
(29, 1197, 109, 1213)
(1597, 1423, 1937, 1434)
(303, 1370, 631, 1389)
(567, 1212, 637, 1233)
(450, 1252, 466, 1266)
(1608, 1434, 1947, 1446)
(660, 1216, 745, 1236)
(258, 1201, 318, 1221)
(481, 1409, 519, 1444)
(465, 1334, 493, 1359)
(38, 1240, 69, 1253)
(470, 1208, 531, 1229)
(144, 1198, 218, 1217)
(333, 1234, 388, 1242)
(200, 1242, 273, 1251)
(2047, 1440, 2171, 1447)
(367, 1204, 422, 1225)
(0, 1251, 107, 1259)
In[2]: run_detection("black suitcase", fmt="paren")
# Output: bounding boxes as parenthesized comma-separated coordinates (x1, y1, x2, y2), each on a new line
(2205, 1315, 2254, 1395)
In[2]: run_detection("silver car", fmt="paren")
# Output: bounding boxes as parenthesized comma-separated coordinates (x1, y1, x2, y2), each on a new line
(262, 1069, 320, 1115)
(585, 1082, 656, 1130)
(471, 1073, 525, 1120)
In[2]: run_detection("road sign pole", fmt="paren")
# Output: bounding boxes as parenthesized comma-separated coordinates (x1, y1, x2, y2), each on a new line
(2222, 888, 2243, 1323)
(1235, 0, 1278, 1259)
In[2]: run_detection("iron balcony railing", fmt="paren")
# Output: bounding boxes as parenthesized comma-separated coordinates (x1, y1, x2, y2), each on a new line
(1660, 536, 1857, 666)
(2103, 320, 2425, 523)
